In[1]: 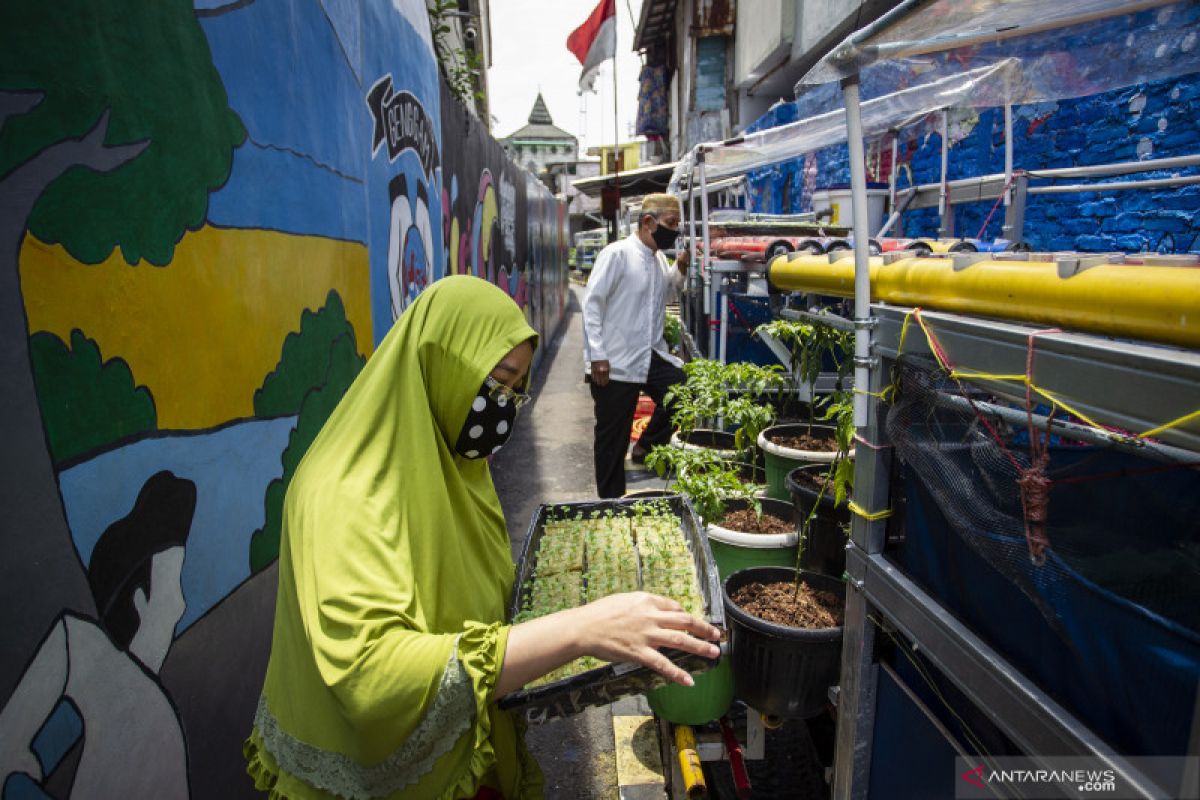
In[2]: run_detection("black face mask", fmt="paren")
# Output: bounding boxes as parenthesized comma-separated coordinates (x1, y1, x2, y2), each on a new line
(455, 378, 519, 459)
(651, 221, 679, 251)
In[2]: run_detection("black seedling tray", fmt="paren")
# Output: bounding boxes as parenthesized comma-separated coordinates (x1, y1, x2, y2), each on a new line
(498, 494, 725, 723)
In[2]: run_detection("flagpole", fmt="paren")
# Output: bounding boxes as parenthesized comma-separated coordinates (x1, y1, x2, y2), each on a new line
(612, 22, 620, 240)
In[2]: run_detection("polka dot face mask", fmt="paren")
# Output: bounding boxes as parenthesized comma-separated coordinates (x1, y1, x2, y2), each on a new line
(454, 376, 520, 459)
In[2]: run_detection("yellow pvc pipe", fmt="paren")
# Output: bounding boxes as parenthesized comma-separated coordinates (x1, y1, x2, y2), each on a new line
(767, 254, 1200, 349)
(674, 724, 707, 799)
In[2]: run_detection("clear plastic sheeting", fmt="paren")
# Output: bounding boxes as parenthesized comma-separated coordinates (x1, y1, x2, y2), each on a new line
(671, 0, 1200, 193)
(669, 61, 1021, 189)
(797, 0, 1200, 96)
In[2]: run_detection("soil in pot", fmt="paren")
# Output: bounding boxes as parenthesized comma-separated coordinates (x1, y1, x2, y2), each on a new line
(717, 508, 794, 535)
(680, 429, 737, 450)
(768, 430, 837, 452)
(729, 579, 844, 628)
(790, 465, 835, 494)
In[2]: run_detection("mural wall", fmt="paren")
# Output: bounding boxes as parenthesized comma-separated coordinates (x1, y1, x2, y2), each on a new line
(0, 1, 566, 797)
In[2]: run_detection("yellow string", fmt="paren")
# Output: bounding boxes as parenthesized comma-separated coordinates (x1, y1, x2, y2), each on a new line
(947, 369, 1028, 383)
(848, 501, 892, 521)
(1139, 407, 1200, 440)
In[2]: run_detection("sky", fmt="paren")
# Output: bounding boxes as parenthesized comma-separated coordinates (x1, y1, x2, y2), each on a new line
(488, 0, 647, 153)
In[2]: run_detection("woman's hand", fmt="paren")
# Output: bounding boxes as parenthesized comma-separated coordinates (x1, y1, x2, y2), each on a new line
(573, 592, 721, 687)
(497, 592, 722, 696)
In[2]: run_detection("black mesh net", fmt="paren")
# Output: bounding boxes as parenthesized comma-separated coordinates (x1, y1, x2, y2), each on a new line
(885, 355, 1200, 636)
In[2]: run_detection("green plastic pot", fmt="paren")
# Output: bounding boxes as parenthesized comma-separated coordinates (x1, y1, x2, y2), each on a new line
(645, 653, 734, 725)
(757, 424, 850, 501)
(706, 497, 798, 581)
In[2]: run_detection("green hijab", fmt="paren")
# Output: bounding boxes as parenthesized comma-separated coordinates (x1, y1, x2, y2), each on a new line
(246, 276, 542, 800)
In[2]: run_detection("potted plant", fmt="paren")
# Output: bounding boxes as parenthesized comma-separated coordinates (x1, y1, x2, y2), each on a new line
(755, 319, 855, 500)
(646, 445, 798, 581)
(785, 391, 855, 578)
(722, 565, 845, 719)
(666, 358, 787, 458)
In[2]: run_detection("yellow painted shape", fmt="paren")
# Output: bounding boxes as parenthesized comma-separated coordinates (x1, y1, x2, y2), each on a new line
(768, 254, 1200, 348)
(20, 227, 373, 430)
(480, 181, 497, 267)
(612, 714, 665, 786)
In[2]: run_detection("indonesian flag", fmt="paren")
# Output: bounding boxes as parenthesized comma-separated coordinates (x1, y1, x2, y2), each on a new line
(567, 0, 616, 93)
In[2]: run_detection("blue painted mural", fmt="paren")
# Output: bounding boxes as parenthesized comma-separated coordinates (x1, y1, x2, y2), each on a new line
(0, 1, 566, 797)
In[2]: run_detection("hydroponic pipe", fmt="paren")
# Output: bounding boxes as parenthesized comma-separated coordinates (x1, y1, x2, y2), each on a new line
(765, 254, 1200, 348)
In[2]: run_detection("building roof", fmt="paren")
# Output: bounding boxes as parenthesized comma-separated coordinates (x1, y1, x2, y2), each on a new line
(503, 92, 577, 144)
(633, 0, 676, 53)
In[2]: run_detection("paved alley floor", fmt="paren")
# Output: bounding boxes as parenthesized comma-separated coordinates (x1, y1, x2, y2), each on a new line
(491, 280, 668, 799)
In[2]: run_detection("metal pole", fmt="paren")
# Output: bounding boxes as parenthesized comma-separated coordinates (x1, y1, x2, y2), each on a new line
(719, 277, 728, 364)
(833, 74, 889, 800)
(612, 30, 620, 217)
(844, 79, 872, 430)
(688, 172, 699, 344)
(938, 108, 951, 238)
(1004, 104, 1013, 209)
(888, 130, 899, 223)
(699, 150, 714, 358)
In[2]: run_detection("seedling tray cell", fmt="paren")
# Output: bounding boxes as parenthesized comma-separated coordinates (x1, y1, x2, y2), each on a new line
(499, 495, 725, 723)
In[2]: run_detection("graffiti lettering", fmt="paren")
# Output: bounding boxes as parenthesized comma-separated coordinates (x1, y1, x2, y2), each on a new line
(499, 174, 516, 257)
(367, 75, 440, 173)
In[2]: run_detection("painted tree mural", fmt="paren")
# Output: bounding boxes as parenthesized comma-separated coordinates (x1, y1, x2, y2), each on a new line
(30, 330, 157, 466)
(0, 0, 244, 700)
(250, 292, 365, 573)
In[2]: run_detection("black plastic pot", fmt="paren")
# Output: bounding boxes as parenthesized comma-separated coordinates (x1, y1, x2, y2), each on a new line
(785, 464, 851, 578)
(723, 566, 844, 719)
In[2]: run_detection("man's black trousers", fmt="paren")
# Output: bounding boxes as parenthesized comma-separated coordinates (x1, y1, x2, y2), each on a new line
(589, 351, 686, 498)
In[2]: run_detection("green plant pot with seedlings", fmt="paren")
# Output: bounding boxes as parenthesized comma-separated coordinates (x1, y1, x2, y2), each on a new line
(754, 318, 854, 500)
(646, 446, 797, 581)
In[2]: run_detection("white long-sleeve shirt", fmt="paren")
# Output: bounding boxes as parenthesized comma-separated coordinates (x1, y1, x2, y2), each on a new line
(582, 234, 685, 383)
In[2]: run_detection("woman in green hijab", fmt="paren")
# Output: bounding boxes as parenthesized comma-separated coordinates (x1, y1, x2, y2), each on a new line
(245, 276, 720, 800)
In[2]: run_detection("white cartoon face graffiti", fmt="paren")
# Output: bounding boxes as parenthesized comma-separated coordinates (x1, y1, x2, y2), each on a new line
(368, 74, 441, 320)
(387, 173, 435, 317)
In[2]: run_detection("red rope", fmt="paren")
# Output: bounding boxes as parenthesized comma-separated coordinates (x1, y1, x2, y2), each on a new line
(1017, 328, 1060, 565)
(914, 309, 1023, 472)
(974, 171, 1020, 241)
(725, 296, 755, 331)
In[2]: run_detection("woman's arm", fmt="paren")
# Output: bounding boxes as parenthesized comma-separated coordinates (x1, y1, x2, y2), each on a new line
(494, 592, 721, 697)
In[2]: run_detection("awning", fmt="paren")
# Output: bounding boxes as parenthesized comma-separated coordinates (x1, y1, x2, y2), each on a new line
(572, 161, 679, 197)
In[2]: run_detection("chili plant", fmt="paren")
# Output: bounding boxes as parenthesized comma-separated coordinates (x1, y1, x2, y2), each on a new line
(645, 445, 762, 526)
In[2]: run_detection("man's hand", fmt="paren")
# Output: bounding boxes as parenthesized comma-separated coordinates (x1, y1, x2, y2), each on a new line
(591, 360, 610, 386)
(675, 248, 690, 273)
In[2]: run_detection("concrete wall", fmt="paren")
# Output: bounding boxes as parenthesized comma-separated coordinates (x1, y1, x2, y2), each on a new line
(0, 1, 566, 796)
(733, 0, 792, 88)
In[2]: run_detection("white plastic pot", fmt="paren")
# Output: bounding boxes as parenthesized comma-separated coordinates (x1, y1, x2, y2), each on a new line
(756, 425, 855, 464)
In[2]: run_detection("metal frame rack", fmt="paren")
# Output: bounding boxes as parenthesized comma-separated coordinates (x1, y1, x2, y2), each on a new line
(836, 305, 1200, 800)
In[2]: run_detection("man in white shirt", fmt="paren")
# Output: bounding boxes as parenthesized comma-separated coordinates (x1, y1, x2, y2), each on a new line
(583, 193, 689, 498)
